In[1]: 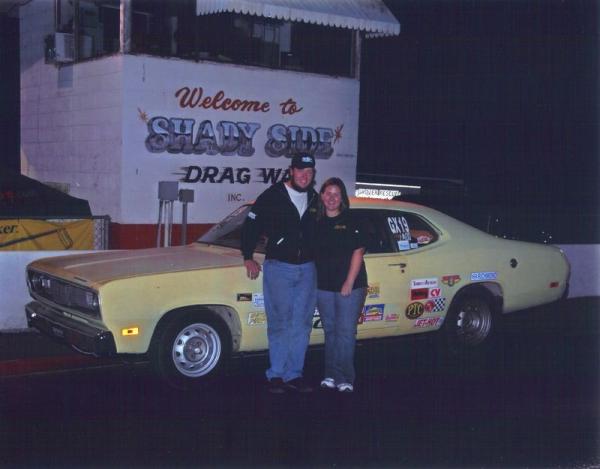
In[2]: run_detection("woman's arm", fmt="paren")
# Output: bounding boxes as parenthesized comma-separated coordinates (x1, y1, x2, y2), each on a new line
(341, 247, 365, 296)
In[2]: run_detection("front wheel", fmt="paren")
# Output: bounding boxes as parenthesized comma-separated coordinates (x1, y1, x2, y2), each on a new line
(151, 311, 231, 389)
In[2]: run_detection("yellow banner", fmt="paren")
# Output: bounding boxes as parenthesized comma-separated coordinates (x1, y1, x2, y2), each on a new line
(0, 219, 94, 250)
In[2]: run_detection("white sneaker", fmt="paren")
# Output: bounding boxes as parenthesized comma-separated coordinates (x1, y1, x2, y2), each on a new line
(337, 383, 354, 393)
(320, 378, 336, 389)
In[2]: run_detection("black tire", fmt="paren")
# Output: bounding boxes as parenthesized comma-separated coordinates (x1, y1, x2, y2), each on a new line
(444, 292, 498, 354)
(151, 311, 231, 389)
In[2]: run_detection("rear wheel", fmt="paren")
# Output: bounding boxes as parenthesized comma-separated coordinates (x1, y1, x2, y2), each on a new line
(444, 293, 498, 353)
(151, 311, 231, 389)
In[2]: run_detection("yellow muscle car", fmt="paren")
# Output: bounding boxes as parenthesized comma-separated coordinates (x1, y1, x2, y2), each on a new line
(25, 199, 570, 388)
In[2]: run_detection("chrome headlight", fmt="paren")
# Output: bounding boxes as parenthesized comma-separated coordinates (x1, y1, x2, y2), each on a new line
(28, 271, 44, 292)
(85, 291, 100, 312)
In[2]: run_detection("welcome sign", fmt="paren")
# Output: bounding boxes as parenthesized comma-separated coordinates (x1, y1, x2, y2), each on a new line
(122, 56, 359, 224)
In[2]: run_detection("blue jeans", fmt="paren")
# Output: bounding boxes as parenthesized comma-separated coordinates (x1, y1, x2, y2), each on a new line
(263, 260, 317, 382)
(317, 288, 366, 384)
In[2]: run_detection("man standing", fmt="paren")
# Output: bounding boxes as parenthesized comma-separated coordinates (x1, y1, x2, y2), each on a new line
(241, 153, 318, 394)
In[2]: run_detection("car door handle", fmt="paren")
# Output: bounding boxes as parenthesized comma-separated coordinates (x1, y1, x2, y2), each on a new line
(388, 263, 407, 268)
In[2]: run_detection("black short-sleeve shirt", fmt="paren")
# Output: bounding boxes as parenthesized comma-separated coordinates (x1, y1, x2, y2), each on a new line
(315, 210, 368, 292)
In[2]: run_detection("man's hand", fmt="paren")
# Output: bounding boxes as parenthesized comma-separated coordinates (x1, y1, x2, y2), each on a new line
(340, 280, 353, 296)
(244, 259, 262, 280)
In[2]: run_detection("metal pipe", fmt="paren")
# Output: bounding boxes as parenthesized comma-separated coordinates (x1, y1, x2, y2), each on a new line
(72, 0, 79, 61)
(181, 202, 188, 245)
(120, 0, 131, 54)
(156, 200, 163, 247)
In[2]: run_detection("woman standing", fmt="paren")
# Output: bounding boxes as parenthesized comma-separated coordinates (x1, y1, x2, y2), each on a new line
(315, 178, 368, 393)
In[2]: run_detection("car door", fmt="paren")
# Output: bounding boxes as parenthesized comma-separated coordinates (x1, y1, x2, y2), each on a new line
(356, 208, 446, 339)
(384, 209, 451, 334)
(352, 209, 408, 339)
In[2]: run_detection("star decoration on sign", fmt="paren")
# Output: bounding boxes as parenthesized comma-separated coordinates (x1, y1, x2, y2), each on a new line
(334, 124, 344, 144)
(137, 107, 148, 123)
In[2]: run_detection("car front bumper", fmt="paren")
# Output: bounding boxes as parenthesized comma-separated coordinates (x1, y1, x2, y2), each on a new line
(25, 301, 116, 357)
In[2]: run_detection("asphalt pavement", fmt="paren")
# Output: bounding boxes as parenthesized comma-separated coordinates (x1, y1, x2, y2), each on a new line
(1, 297, 599, 468)
(0, 328, 121, 377)
(1, 296, 598, 377)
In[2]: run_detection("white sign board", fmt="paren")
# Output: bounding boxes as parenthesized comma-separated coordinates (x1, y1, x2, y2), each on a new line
(122, 56, 359, 223)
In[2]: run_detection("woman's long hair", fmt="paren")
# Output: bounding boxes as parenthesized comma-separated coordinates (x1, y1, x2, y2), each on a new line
(317, 177, 350, 219)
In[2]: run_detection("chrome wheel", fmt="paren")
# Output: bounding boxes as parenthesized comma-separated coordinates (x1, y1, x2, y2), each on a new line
(171, 323, 222, 377)
(454, 298, 493, 346)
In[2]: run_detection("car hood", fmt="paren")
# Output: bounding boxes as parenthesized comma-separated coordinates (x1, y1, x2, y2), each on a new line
(28, 244, 244, 286)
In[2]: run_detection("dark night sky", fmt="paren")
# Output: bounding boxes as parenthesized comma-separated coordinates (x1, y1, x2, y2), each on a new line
(359, 0, 599, 207)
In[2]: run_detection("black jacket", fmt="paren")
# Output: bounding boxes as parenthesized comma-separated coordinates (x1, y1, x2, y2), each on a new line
(241, 182, 318, 264)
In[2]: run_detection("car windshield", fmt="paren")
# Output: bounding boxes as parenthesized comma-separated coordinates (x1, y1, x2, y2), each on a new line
(197, 204, 266, 253)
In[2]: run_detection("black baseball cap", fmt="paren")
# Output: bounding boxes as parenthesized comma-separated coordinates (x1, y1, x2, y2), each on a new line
(290, 153, 316, 169)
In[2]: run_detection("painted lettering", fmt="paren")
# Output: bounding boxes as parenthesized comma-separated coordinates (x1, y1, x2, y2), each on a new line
(182, 166, 251, 184)
(145, 116, 171, 153)
(264, 124, 333, 159)
(146, 117, 260, 156)
(257, 167, 289, 184)
(279, 98, 303, 115)
(175, 87, 270, 113)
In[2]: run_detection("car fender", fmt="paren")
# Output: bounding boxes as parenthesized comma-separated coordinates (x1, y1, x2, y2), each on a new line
(448, 282, 504, 316)
(147, 304, 243, 355)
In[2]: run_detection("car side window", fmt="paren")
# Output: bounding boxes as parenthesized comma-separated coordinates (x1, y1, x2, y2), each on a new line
(350, 209, 395, 254)
(384, 211, 439, 252)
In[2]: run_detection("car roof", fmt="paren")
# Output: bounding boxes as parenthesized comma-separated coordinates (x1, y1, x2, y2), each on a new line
(349, 196, 488, 238)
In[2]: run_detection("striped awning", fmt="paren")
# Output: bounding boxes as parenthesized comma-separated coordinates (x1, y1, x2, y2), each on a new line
(196, 0, 400, 37)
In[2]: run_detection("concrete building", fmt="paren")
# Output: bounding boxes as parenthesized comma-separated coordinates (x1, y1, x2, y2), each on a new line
(18, 0, 400, 247)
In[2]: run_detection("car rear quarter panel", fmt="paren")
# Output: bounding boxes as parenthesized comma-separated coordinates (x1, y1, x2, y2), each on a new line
(403, 208, 568, 314)
(492, 239, 569, 312)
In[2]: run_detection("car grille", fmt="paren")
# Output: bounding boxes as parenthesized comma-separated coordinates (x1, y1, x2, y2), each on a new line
(27, 270, 100, 318)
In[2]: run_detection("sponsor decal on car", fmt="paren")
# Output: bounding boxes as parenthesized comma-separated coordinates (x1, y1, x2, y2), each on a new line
(236, 293, 252, 302)
(248, 311, 267, 326)
(414, 317, 444, 328)
(385, 313, 399, 322)
(410, 278, 438, 289)
(410, 288, 429, 300)
(363, 304, 385, 322)
(387, 216, 410, 240)
(367, 283, 380, 298)
(424, 297, 446, 313)
(397, 240, 410, 251)
(441, 274, 461, 287)
(429, 288, 441, 298)
(417, 235, 432, 245)
(312, 307, 324, 329)
(470, 271, 497, 281)
(406, 302, 425, 319)
(252, 293, 264, 308)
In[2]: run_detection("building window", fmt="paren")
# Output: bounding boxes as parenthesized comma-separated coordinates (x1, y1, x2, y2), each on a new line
(130, 0, 196, 59)
(130, 1, 355, 77)
(55, 0, 356, 77)
(55, 0, 120, 60)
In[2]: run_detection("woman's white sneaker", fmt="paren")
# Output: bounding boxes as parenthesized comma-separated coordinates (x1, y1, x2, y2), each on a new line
(337, 383, 354, 393)
(320, 378, 336, 389)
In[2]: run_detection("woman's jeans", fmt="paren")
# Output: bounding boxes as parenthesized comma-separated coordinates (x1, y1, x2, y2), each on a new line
(263, 260, 317, 382)
(317, 287, 366, 384)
